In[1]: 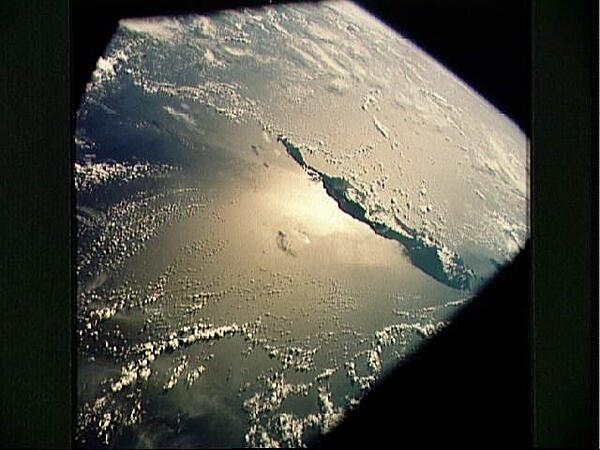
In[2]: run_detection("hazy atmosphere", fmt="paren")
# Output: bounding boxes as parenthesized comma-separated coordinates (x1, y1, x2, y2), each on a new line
(75, 2, 528, 447)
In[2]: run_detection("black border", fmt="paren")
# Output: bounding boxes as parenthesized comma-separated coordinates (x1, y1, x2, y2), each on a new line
(531, 0, 596, 446)
(592, 0, 597, 445)
(1, 0, 72, 447)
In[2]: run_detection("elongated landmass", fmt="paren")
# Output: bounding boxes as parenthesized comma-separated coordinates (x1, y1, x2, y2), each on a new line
(278, 135, 475, 291)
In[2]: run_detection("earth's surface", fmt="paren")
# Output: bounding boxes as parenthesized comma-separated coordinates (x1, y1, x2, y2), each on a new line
(75, 2, 528, 447)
